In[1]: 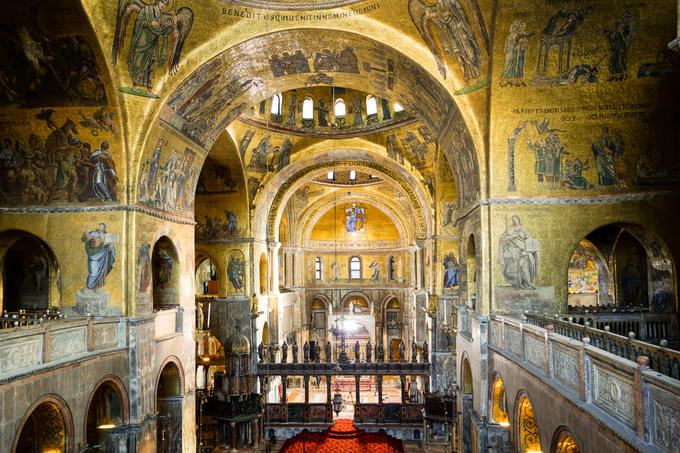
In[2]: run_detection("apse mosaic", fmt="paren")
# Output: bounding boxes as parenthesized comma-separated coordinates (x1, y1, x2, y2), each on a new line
(493, 0, 680, 197)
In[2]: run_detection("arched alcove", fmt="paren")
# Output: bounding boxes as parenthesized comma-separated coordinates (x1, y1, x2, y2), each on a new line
(156, 360, 183, 453)
(490, 375, 509, 427)
(567, 239, 611, 308)
(14, 397, 73, 453)
(576, 224, 676, 312)
(259, 252, 268, 295)
(551, 426, 581, 453)
(310, 297, 328, 348)
(262, 321, 270, 345)
(0, 230, 59, 314)
(85, 381, 126, 450)
(195, 256, 217, 297)
(152, 236, 180, 310)
(461, 356, 473, 396)
(514, 393, 541, 453)
(466, 234, 477, 309)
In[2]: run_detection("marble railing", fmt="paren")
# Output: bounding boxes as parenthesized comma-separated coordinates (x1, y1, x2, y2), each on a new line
(490, 315, 680, 453)
(0, 316, 126, 380)
(525, 313, 680, 380)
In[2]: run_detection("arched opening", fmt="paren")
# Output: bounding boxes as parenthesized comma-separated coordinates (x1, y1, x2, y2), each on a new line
(551, 426, 580, 453)
(156, 361, 183, 453)
(515, 394, 541, 453)
(310, 298, 328, 353)
(14, 399, 72, 453)
(0, 231, 59, 315)
(271, 93, 282, 117)
(567, 239, 610, 308)
(366, 95, 378, 116)
(382, 298, 402, 361)
(334, 98, 346, 118)
(490, 375, 509, 427)
(570, 224, 676, 313)
(195, 256, 218, 297)
(85, 381, 126, 450)
(259, 252, 268, 295)
(461, 357, 473, 395)
(152, 236, 179, 310)
(466, 235, 477, 309)
(344, 294, 370, 314)
(197, 333, 225, 388)
(302, 97, 314, 120)
(349, 256, 361, 280)
(262, 321, 270, 345)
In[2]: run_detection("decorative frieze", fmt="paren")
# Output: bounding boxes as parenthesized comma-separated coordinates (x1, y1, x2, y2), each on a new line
(525, 334, 545, 370)
(505, 326, 522, 357)
(553, 344, 580, 394)
(0, 337, 42, 376)
(591, 363, 634, 425)
(49, 327, 87, 361)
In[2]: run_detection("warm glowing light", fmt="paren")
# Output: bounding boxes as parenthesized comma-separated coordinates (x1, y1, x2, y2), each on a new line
(526, 450, 543, 453)
(98, 423, 116, 429)
(342, 320, 359, 332)
(42, 450, 60, 453)
(499, 421, 510, 427)
(202, 357, 210, 362)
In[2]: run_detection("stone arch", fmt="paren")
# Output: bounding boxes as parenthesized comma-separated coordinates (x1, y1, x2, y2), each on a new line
(341, 291, 371, 314)
(13, 394, 74, 453)
(84, 375, 130, 447)
(513, 391, 542, 453)
(133, 29, 481, 225)
(263, 154, 432, 243)
(550, 425, 581, 453)
(0, 229, 60, 314)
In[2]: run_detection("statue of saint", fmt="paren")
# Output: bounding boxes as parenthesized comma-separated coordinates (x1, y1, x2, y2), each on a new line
(422, 341, 429, 363)
(314, 343, 321, 363)
(354, 341, 360, 361)
(292, 340, 299, 363)
(411, 342, 418, 363)
(389, 341, 395, 362)
(258, 342, 264, 362)
(303, 341, 310, 363)
(376, 341, 384, 362)
(325, 341, 332, 362)
(281, 341, 288, 363)
(366, 339, 372, 363)
(399, 340, 405, 362)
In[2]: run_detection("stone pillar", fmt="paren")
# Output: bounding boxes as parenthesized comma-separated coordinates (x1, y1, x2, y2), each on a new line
(281, 375, 287, 404)
(326, 375, 332, 403)
(304, 375, 310, 404)
(400, 376, 407, 403)
(268, 241, 281, 294)
(230, 422, 237, 451)
(377, 376, 383, 404)
(254, 419, 259, 447)
(410, 245, 419, 288)
(355, 375, 361, 404)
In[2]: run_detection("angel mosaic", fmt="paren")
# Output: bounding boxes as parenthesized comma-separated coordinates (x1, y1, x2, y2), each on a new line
(408, 0, 489, 91)
(112, 0, 194, 98)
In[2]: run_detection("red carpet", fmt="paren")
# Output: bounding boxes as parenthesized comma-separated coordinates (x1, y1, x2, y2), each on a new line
(279, 419, 404, 453)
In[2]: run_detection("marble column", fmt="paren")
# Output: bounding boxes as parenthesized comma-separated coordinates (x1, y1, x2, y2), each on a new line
(268, 241, 281, 294)
(355, 375, 361, 404)
(304, 375, 310, 404)
(377, 375, 383, 404)
(281, 375, 287, 404)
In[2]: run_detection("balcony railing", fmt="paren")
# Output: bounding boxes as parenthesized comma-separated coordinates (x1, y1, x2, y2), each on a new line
(489, 313, 680, 453)
(525, 313, 680, 380)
